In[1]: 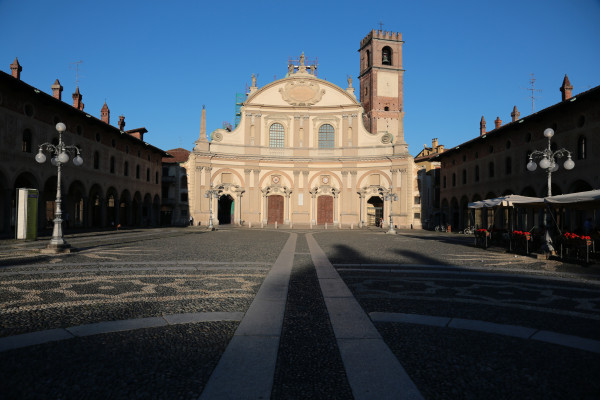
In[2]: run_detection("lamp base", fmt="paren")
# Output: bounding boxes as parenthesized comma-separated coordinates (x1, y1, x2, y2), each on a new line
(40, 243, 72, 254)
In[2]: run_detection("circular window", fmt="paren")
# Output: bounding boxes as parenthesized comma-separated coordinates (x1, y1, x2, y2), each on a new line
(111, 139, 116, 148)
(95, 133, 101, 142)
(506, 140, 511, 149)
(24, 103, 34, 117)
(526, 132, 532, 142)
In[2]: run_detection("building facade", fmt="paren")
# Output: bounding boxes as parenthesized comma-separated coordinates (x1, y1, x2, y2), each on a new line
(414, 138, 445, 229)
(161, 148, 190, 226)
(435, 75, 599, 231)
(186, 31, 420, 229)
(0, 58, 168, 236)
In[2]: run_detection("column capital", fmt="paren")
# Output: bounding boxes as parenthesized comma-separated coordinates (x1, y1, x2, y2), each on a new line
(244, 169, 252, 174)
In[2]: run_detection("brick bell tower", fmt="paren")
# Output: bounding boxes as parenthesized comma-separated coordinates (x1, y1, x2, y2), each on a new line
(358, 30, 407, 151)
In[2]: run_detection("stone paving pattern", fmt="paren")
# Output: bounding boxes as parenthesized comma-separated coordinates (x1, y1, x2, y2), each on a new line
(0, 227, 599, 399)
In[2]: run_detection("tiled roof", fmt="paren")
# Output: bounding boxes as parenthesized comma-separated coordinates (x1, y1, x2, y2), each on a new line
(163, 148, 190, 163)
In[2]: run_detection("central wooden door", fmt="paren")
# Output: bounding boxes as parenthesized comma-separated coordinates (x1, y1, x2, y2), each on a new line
(268, 195, 284, 224)
(317, 195, 333, 224)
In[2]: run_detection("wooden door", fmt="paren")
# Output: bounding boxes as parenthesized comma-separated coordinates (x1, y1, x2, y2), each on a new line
(317, 195, 333, 224)
(268, 195, 284, 224)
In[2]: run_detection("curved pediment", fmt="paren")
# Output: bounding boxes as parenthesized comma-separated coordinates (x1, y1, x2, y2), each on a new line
(246, 74, 359, 108)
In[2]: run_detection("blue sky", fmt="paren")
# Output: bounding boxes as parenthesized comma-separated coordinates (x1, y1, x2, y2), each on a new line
(1, 0, 599, 156)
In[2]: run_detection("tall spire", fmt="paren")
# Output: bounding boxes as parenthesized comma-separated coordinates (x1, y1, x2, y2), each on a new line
(199, 105, 207, 141)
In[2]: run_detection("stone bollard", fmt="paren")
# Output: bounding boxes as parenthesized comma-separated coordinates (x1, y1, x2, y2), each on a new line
(261, 222, 264, 229)
(249, 221, 252, 229)
(351, 223, 354, 230)
(290, 222, 293, 229)
(275, 221, 278, 229)
(325, 223, 328, 230)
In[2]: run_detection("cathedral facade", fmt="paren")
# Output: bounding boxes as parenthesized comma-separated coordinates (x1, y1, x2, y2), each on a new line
(186, 30, 420, 229)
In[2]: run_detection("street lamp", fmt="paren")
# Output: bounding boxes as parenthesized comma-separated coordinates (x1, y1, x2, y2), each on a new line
(36, 122, 83, 253)
(380, 188, 398, 234)
(205, 185, 219, 230)
(526, 128, 575, 253)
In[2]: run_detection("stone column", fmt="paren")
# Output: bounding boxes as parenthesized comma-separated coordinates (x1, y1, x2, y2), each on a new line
(284, 189, 291, 225)
(358, 189, 365, 228)
(309, 188, 317, 225)
(236, 190, 244, 225)
(332, 188, 339, 225)
(262, 187, 268, 224)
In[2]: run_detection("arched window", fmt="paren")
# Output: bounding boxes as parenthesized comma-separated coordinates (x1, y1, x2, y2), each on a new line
(93, 151, 100, 169)
(22, 129, 32, 152)
(366, 50, 371, 67)
(452, 173, 456, 187)
(124, 161, 129, 177)
(382, 46, 392, 65)
(155, 171, 159, 184)
(489, 162, 495, 178)
(269, 123, 284, 148)
(318, 124, 335, 148)
(146, 168, 150, 182)
(505, 157, 512, 175)
(578, 136, 586, 160)
(181, 175, 187, 187)
(110, 156, 115, 174)
(475, 166, 480, 182)
(462, 169, 467, 185)
(443, 176, 447, 188)
(136, 165, 140, 179)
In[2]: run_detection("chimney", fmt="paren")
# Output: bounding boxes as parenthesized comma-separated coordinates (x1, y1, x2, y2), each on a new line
(126, 128, 147, 141)
(480, 116, 486, 136)
(511, 106, 520, 122)
(51, 79, 63, 100)
(494, 116, 502, 129)
(118, 115, 125, 131)
(432, 138, 438, 149)
(101, 102, 110, 124)
(10, 57, 22, 80)
(560, 74, 573, 101)
(72, 87, 84, 111)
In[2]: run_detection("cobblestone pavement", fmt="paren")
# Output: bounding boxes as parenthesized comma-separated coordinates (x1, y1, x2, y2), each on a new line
(315, 230, 600, 399)
(0, 227, 599, 399)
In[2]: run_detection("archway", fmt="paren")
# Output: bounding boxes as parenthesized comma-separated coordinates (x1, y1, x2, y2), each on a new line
(267, 195, 283, 224)
(67, 180, 86, 228)
(119, 190, 131, 227)
(366, 196, 383, 226)
(106, 187, 119, 227)
(317, 195, 333, 225)
(218, 194, 234, 224)
(132, 192, 142, 226)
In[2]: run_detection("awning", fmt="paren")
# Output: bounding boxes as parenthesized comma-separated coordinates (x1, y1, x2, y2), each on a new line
(544, 189, 600, 204)
(468, 195, 544, 209)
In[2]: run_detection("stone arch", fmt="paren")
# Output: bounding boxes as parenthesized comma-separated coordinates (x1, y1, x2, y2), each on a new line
(67, 180, 86, 228)
(132, 191, 142, 226)
(460, 195, 470, 229)
(568, 180, 592, 193)
(355, 169, 392, 189)
(88, 184, 104, 228)
(106, 187, 119, 227)
(119, 190, 132, 226)
(307, 170, 343, 189)
(218, 194, 234, 224)
(258, 170, 295, 189)
(210, 168, 246, 187)
(152, 194, 161, 226)
(450, 197, 459, 230)
(143, 193, 152, 226)
(440, 198, 449, 226)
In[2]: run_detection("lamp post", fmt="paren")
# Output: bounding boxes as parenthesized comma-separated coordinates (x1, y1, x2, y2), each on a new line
(380, 188, 398, 234)
(526, 128, 575, 253)
(36, 122, 83, 253)
(205, 185, 219, 230)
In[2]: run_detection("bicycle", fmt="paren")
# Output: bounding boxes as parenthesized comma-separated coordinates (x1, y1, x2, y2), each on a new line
(461, 226, 475, 234)
(434, 224, 448, 232)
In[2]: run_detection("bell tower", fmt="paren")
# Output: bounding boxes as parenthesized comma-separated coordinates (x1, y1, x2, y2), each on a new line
(358, 30, 407, 150)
